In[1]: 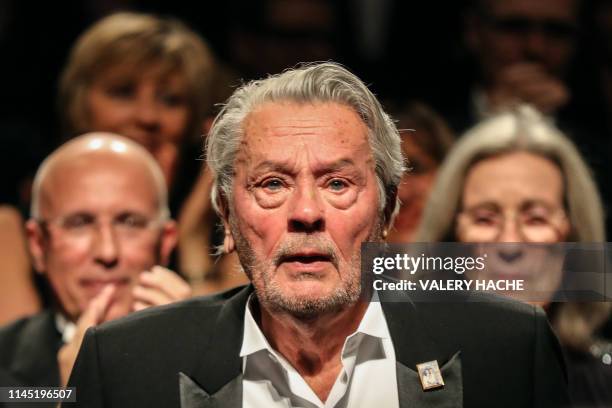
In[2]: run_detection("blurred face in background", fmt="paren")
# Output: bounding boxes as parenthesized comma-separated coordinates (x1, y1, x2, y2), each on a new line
(455, 151, 570, 303)
(468, 0, 578, 83)
(27, 152, 176, 322)
(85, 64, 191, 186)
(392, 131, 439, 242)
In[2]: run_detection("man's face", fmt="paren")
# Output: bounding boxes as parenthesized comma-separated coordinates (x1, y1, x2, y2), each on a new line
(226, 101, 383, 317)
(28, 154, 175, 321)
(469, 0, 578, 82)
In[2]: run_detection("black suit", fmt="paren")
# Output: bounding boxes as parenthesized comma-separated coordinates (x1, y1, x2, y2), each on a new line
(68, 286, 569, 407)
(0, 310, 62, 408)
(0, 310, 61, 387)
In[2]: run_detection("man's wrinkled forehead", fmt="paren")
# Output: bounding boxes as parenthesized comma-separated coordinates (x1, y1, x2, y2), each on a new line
(233, 101, 373, 169)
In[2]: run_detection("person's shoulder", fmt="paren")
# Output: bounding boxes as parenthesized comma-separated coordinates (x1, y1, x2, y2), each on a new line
(0, 311, 53, 355)
(95, 285, 247, 337)
(0, 310, 56, 377)
(432, 291, 544, 321)
(76, 285, 250, 376)
(459, 291, 542, 317)
(415, 291, 549, 342)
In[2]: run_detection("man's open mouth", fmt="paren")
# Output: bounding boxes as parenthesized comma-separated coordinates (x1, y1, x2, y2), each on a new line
(281, 254, 333, 264)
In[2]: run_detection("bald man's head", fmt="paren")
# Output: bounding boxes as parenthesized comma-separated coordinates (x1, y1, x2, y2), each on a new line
(31, 133, 169, 220)
(26, 132, 177, 321)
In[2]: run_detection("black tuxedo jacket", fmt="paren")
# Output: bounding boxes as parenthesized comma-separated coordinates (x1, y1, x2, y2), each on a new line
(0, 310, 62, 408)
(68, 286, 569, 407)
(0, 310, 61, 387)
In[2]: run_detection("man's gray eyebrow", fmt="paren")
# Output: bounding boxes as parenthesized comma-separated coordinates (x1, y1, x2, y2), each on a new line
(252, 158, 358, 173)
(252, 160, 291, 172)
(324, 159, 357, 170)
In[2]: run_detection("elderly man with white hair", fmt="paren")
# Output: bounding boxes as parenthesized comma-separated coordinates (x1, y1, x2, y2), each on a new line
(69, 63, 568, 408)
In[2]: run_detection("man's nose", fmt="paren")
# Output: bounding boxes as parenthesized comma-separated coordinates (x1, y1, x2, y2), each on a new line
(92, 224, 120, 268)
(288, 184, 325, 233)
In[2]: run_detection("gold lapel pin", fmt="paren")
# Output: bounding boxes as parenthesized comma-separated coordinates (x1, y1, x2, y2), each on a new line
(416, 360, 445, 390)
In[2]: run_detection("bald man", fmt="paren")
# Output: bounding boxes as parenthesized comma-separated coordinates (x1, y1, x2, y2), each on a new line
(0, 133, 192, 389)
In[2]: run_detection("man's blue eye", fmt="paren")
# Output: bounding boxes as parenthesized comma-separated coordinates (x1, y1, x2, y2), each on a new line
(263, 179, 283, 191)
(329, 179, 347, 191)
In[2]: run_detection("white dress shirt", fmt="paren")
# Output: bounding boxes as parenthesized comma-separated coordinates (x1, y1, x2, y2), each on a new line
(55, 313, 76, 344)
(240, 295, 399, 408)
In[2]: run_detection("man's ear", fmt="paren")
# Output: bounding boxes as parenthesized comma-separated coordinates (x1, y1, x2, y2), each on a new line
(217, 196, 235, 254)
(25, 219, 47, 273)
(159, 220, 179, 266)
(383, 186, 399, 233)
(223, 226, 235, 254)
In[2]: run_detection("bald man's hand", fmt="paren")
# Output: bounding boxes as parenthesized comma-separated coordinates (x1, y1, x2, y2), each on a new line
(57, 284, 117, 386)
(132, 266, 192, 312)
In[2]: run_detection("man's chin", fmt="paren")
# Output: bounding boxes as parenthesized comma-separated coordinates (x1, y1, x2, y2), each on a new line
(259, 281, 360, 319)
(282, 278, 335, 296)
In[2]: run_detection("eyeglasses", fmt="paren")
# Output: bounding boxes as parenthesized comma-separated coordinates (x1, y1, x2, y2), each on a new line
(456, 204, 568, 243)
(38, 212, 161, 241)
(484, 15, 578, 40)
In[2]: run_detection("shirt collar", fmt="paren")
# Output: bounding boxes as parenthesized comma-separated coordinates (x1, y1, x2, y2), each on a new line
(240, 295, 274, 358)
(239, 293, 390, 358)
(353, 292, 389, 340)
(55, 313, 76, 344)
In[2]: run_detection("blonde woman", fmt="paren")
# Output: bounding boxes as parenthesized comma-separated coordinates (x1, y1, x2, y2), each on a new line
(416, 105, 612, 406)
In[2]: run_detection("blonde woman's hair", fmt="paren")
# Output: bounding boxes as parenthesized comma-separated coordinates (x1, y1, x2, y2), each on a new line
(415, 105, 609, 351)
(416, 105, 604, 243)
(59, 12, 216, 140)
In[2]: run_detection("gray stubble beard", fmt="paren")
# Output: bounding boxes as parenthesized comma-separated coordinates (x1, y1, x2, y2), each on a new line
(229, 214, 384, 320)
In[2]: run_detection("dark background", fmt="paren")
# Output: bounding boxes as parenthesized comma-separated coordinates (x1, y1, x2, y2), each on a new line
(0, 0, 604, 215)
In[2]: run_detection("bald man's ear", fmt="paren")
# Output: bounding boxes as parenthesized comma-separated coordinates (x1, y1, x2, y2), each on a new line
(159, 220, 179, 266)
(25, 219, 47, 273)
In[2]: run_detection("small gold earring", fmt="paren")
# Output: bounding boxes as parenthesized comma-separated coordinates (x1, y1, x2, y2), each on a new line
(382, 229, 388, 239)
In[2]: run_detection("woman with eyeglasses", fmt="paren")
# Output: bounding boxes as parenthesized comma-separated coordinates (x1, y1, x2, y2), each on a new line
(416, 105, 612, 407)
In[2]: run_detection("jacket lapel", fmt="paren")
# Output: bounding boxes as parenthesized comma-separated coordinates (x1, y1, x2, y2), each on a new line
(178, 285, 464, 408)
(381, 295, 463, 408)
(179, 372, 243, 408)
(179, 285, 253, 408)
